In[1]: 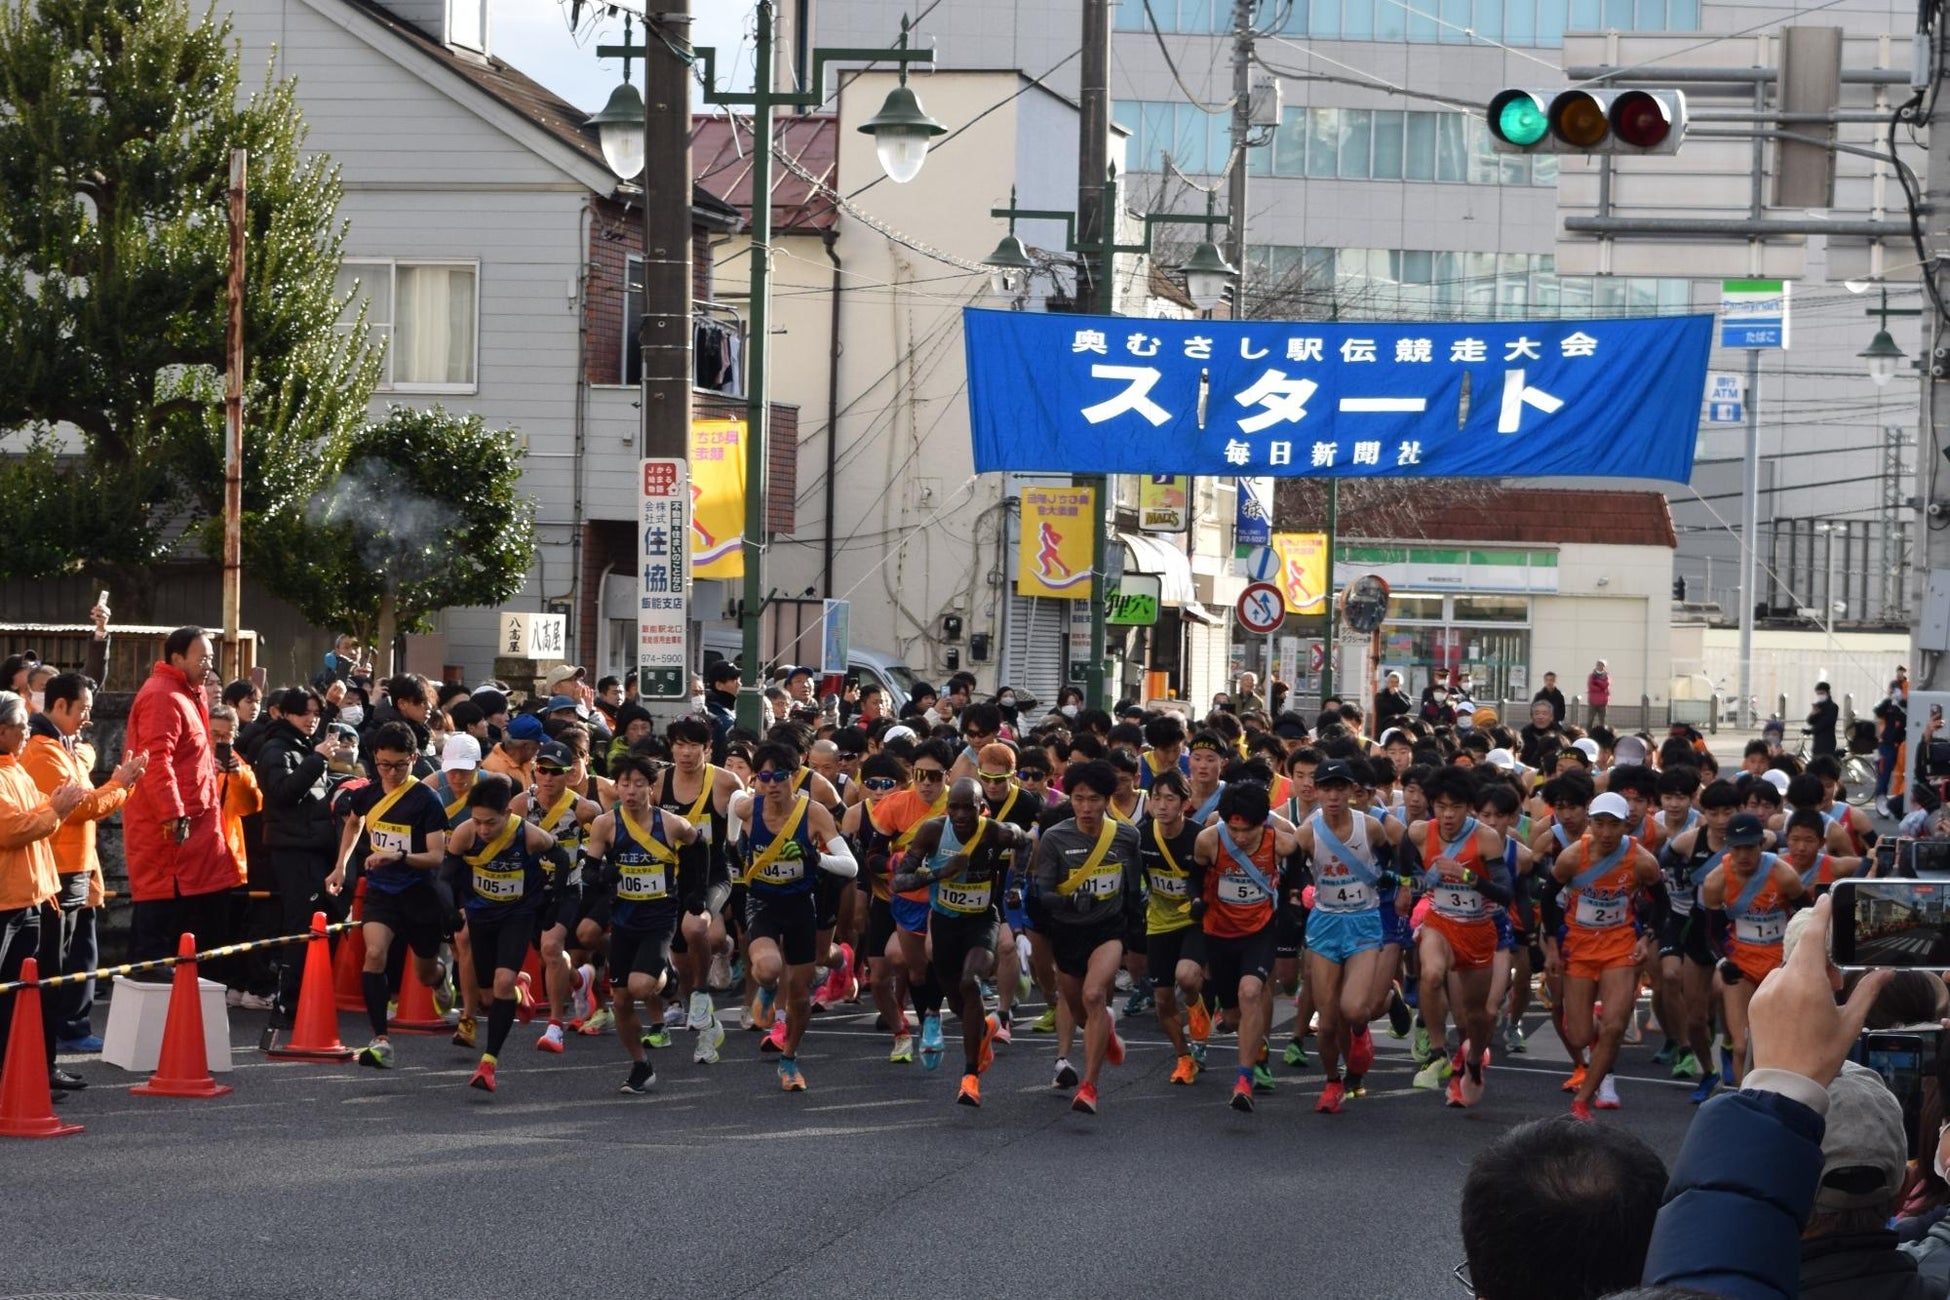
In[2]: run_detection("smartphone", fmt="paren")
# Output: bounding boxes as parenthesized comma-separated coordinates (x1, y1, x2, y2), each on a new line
(214, 741, 233, 765)
(1831, 878, 1950, 968)
(1857, 1030, 1937, 1159)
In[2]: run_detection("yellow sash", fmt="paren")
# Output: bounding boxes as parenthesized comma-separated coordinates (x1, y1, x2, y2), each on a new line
(619, 807, 680, 865)
(994, 784, 1020, 825)
(364, 775, 418, 829)
(894, 789, 949, 850)
(463, 816, 520, 867)
(746, 795, 810, 884)
(682, 765, 717, 823)
(1151, 819, 1186, 875)
(1054, 817, 1119, 897)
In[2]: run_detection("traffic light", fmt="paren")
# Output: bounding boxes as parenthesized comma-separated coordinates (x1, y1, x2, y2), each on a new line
(1486, 88, 1687, 155)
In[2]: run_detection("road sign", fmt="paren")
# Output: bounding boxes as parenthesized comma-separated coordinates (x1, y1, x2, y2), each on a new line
(1705, 371, 1744, 423)
(1237, 545, 1280, 582)
(1237, 582, 1285, 635)
(637, 458, 690, 700)
(1309, 641, 1325, 672)
(1106, 573, 1161, 626)
(819, 598, 849, 674)
(1342, 573, 1392, 634)
(1720, 279, 1790, 349)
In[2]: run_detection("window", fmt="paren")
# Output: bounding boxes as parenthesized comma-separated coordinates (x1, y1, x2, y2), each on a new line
(623, 253, 644, 386)
(1372, 110, 1405, 179)
(448, 0, 487, 51)
(335, 259, 478, 391)
(1340, 109, 1373, 179)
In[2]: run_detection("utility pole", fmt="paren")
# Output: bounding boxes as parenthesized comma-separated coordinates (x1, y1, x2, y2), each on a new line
(1076, 0, 1112, 710)
(1226, 0, 1251, 311)
(222, 149, 246, 682)
(738, 1, 779, 733)
(640, 3, 694, 469)
(1738, 346, 1759, 726)
(1920, 4, 1950, 692)
(1883, 423, 1907, 620)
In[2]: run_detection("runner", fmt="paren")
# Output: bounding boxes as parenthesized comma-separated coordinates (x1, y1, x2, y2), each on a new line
(1190, 781, 1301, 1113)
(842, 750, 914, 1060)
(729, 741, 857, 1090)
(511, 741, 600, 1053)
(1029, 759, 1144, 1115)
(892, 777, 1027, 1106)
(1552, 790, 1663, 1121)
(1275, 744, 1320, 1068)
(656, 715, 742, 1060)
(1136, 769, 1207, 1084)
(442, 773, 559, 1093)
(1294, 758, 1401, 1112)
(974, 741, 1038, 1038)
(1105, 747, 1146, 825)
(1139, 714, 1190, 791)
(869, 740, 953, 1067)
(1777, 808, 1865, 897)
(584, 754, 700, 1092)
(1657, 778, 1739, 1101)
(1699, 812, 1805, 1084)
(428, 733, 485, 1049)
(1471, 780, 1536, 1061)
(329, 722, 451, 1070)
(1401, 766, 1509, 1106)
(1806, 755, 1876, 855)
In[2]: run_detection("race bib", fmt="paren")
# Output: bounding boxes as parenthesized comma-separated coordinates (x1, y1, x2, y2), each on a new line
(1081, 866, 1121, 899)
(755, 856, 805, 886)
(368, 826, 412, 855)
(617, 863, 668, 902)
(1149, 873, 1188, 899)
(1433, 885, 1482, 918)
(1735, 911, 1785, 945)
(937, 882, 989, 914)
(1574, 892, 1629, 929)
(1316, 877, 1376, 913)
(1218, 873, 1268, 905)
(472, 864, 524, 902)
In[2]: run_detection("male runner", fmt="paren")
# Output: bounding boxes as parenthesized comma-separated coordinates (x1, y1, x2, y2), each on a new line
(974, 741, 1037, 1038)
(1029, 759, 1144, 1114)
(1656, 777, 1737, 1099)
(843, 751, 915, 1059)
(1777, 808, 1865, 896)
(429, 733, 486, 1048)
(329, 722, 450, 1070)
(1699, 812, 1804, 1084)
(657, 715, 742, 1060)
(1274, 745, 1321, 1066)
(512, 742, 600, 1052)
(1139, 714, 1190, 791)
(585, 754, 700, 1092)
(1136, 769, 1207, 1084)
(893, 778, 1026, 1106)
(870, 740, 953, 1067)
(1552, 791, 1663, 1121)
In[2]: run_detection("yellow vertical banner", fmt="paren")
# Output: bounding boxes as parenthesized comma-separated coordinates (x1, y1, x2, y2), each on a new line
(1017, 485, 1095, 599)
(689, 417, 745, 578)
(1270, 531, 1328, 614)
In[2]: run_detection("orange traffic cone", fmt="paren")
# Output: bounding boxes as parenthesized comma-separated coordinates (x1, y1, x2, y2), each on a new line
(267, 913, 354, 1062)
(389, 960, 448, 1035)
(0, 958, 82, 1139)
(334, 880, 368, 1012)
(130, 934, 233, 1099)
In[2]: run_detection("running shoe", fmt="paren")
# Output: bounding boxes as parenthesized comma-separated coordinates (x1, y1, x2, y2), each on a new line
(1689, 1074, 1720, 1105)
(694, 1018, 726, 1065)
(1508, 1021, 1527, 1055)
(1122, 985, 1154, 1018)
(888, 1033, 914, 1064)
(1230, 1075, 1255, 1113)
(431, 962, 456, 1016)
(1169, 1055, 1199, 1085)
(1412, 1054, 1453, 1090)
(1115, 969, 1134, 993)
(1718, 1043, 1737, 1087)
(978, 1015, 999, 1074)
(1412, 1022, 1433, 1063)
(1562, 1063, 1587, 1094)
(662, 1001, 687, 1029)
(729, 956, 747, 988)
(687, 990, 713, 1031)
(451, 1015, 477, 1049)
(621, 1060, 656, 1094)
(708, 951, 733, 991)
(752, 986, 777, 1031)
(1190, 1037, 1208, 1068)
(778, 1057, 807, 1092)
(1106, 1030, 1127, 1068)
(537, 1022, 566, 1053)
(1283, 1039, 1309, 1069)
(1187, 997, 1212, 1044)
(1053, 1057, 1079, 1089)
(920, 1014, 945, 1071)
(357, 1037, 394, 1070)
(829, 943, 855, 1001)
(1622, 1010, 1644, 1046)
(1670, 1050, 1701, 1080)
(1594, 1075, 1622, 1110)
(1252, 1063, 1276, 1093)
(993, 1016, 1013, 1046)
(469, 1058, 497, 1092)
(570, 965, 594, 1023)
(1016, 969, 1034, 1003)
(1386, 985, 1413, 1038)
(1569, 1099, 1593, 1122)
(514, 971, 535, 1023)
(1344, 1074, 1366, 1098)
(1446, 1069, 1465, 1108)
(957, 1073, 982, 1107)
(1072, 1082, 1099, 1114)
(642, 1025, 674, 1050)
(1348, 1025, 1375, 1076)
(1031, 1007, 1057, 1034)
(1317, 1079, 1346, 1114)
(578, 1008, 615, 1037)
(1652, 1039, 1678, 1066)
(1459, 1047, 1488, 1108)
(760, 1017, 789, 1054)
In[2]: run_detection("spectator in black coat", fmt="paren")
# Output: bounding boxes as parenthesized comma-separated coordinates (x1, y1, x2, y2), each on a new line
(252, 687, 351, 1021)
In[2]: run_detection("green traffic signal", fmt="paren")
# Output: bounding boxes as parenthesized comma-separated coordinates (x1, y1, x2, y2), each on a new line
(1496, 95, 1548, 147)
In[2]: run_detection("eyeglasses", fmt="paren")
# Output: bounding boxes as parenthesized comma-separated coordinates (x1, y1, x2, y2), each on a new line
(374, 759, 414, 773)
(863, 776, 898, 792)
(977, 770, 1014, 782)
(837, 753, 859, 762)
(913, 769, 946, 783)
(755, 769, 793, 784)
(1016, 768, 1048, 781)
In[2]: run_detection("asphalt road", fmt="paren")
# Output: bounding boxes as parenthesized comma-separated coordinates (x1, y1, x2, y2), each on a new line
(4, 992, 1698, 1300)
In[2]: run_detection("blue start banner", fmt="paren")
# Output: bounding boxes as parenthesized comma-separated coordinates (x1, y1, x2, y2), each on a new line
(964, 308, 1714, 483)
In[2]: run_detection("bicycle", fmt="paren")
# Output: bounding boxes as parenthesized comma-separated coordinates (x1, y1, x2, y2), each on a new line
(1795, 728, 1878, 805)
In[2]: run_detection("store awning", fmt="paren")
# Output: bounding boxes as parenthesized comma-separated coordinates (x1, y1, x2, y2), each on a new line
(1121, 533, 1221, 624)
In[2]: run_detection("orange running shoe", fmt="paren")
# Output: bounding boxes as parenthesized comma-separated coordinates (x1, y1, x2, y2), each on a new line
(957, 1073, 982, 1107)
(1106, 1030, 1127, 1068)
(1562, 1063, 1587, 1094)
(978, 1014, 999, 1074)
(1169, 1054, 1198, 1085)
(469, 1058, 497, 1093)
(1316, 1079, 1346, 1114)
(1188, 998, 1212, 1043)
(1071, 1082, 1099, 1114)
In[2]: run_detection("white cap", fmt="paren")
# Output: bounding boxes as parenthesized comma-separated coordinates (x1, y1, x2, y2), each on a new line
(440, 733, 481, 772)
(1485, 748, 1516, 772)
(881, 725, 918, 745)
(1572, 737, 1601, 761)
(1761, 768, 1791, 794)
(1613, 735, 1650, 765)
(1590, 791, 1630, 820)
(1379, 728, 1408, 747)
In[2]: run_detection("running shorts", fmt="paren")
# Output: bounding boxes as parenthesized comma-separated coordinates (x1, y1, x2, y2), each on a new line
(1658, 910, 1715, 966)
(1422, 911, 1498, 971)
(1048, 917, 1125, 978)
(610, 921, 676, 984)
(1204, 925, 1276, 1010)
(1143, 923, 1207, 980)
(745, 891, 819, 967)
(360, 882, 446, 961)
(929, 912, 1000, 990)
(1304, 909, 1383, 965)
(1562, 924, 1639, 982)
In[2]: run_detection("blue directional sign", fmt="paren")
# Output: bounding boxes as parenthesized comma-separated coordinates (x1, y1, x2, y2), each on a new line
(964, 308, 1713, 483)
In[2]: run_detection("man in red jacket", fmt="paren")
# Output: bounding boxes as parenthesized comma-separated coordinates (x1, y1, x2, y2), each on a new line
(123, 627, 237, 962)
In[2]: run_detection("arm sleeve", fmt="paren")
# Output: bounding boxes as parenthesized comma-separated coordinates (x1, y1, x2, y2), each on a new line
(1641, 1089, 1825, 1300)
(84, 635, 107, 690)
(1474, 854, 1514, 904)
(818, 835, 858, 879)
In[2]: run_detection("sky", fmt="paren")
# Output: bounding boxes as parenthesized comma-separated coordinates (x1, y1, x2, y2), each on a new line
(493, 1, 757, 114)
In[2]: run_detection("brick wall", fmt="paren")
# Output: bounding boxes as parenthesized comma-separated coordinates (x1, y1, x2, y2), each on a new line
(578, 519, 636, 666)
(586, 199, 723, 387)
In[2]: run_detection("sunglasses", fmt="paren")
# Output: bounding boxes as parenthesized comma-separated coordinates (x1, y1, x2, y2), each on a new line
(536, 764, 571, 776)
(913, 769, 946, 782)
(1017, 768, 1048, 781)
(977, 770, 1014, 782)
(755, 769, 793, 784)
(837, 753, 859, 762)
(863, 776, 899, 792)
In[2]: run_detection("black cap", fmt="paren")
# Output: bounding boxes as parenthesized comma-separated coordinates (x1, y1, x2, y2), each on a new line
(709, 660, 742, 684)
(1273, 718, 1310, 740)
(536, 741, 575, 770)
(785, 665, 814, 681)
(1725, 813, 1766, 846)
(1314, 759, 1355, 787)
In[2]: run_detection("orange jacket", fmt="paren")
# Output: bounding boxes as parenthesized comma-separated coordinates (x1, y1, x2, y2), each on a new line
(21, 727, 132, 899)
(216, 763, 262, 885)
(481, 744, 534, 794)
(0, 752, 61, 912)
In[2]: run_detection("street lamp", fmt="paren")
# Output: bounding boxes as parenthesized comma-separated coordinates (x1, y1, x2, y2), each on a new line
(588, 78, 647, 181)
(1857, 287, 1916, 387)
(982, 190, 1036, 301)
(854, 30, 946, 184)
(979, 168, 1234, 708)
(1177, 194, 1237, 312)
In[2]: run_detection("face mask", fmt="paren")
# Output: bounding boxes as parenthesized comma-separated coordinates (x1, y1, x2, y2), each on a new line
(1432, 690, 1447, 702)
(339, 706, 365, 727)
(28, 690, 42, 712)
(1060, 704, 1078, 718)
(690, 693, 705, 710)
(999, 695, 1015, 706)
